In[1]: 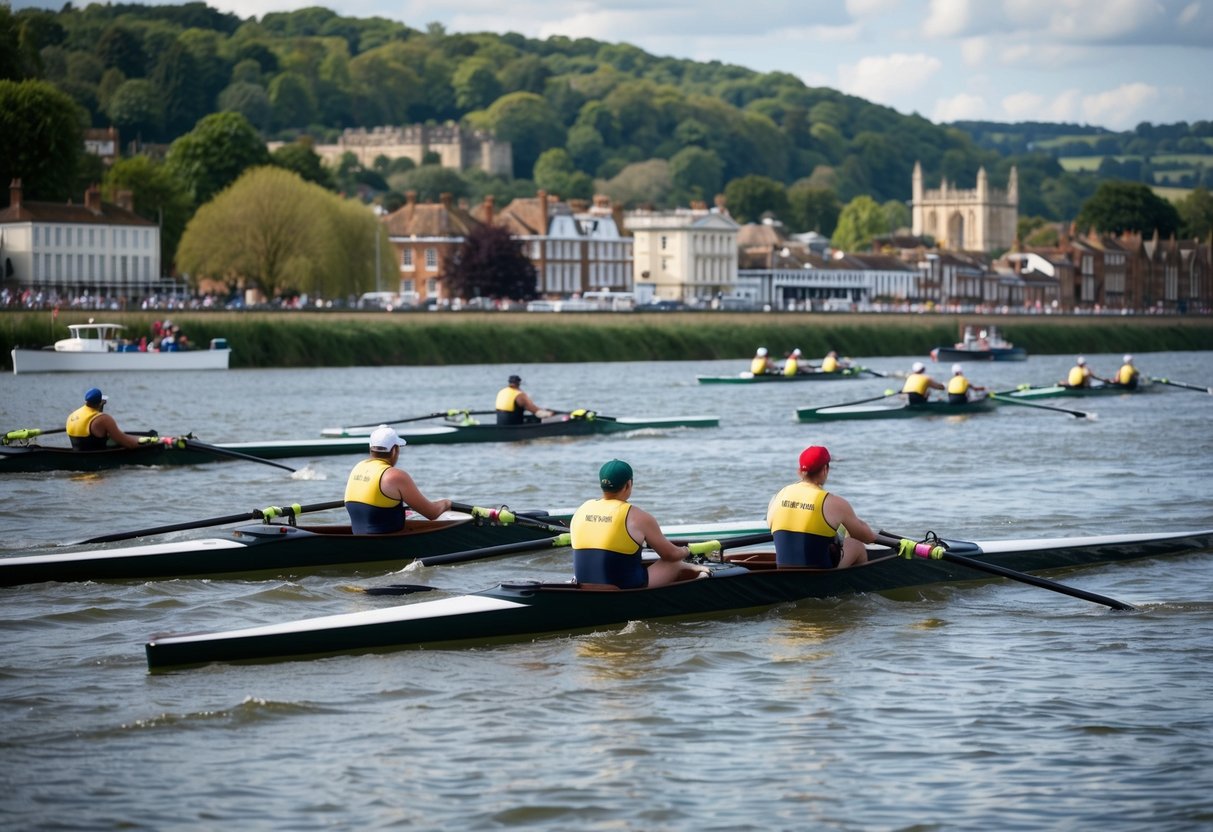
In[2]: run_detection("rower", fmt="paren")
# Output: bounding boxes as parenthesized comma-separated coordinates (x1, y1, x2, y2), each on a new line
(946, 363, 986, 404)
(750, 347, 777, 375)
(495, 374, 553, 425)
(820, 350, 849, 373)
(783, 348, 805, 376)
(901, 361, 944, 404)
(767, 445, 874, 569)
(1113, 354, 1140, 389)
(66, 387, 142, 450)
(570, 459, 700, 589)
(344, 425, 451, 534)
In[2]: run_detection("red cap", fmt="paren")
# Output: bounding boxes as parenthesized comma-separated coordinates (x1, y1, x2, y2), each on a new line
(799, 445, 831, 474)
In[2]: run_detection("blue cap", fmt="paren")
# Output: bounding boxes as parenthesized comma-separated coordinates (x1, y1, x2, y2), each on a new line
(84, 387, 106, 405)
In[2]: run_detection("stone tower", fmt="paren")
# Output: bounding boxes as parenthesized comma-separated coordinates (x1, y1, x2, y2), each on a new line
(912, 161, 1018, 253)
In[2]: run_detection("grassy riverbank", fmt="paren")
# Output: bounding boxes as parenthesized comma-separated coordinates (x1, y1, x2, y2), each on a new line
(4, 310, 1211, 370)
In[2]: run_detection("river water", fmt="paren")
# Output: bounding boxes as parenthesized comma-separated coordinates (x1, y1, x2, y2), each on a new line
(2, 352, 1212, 831)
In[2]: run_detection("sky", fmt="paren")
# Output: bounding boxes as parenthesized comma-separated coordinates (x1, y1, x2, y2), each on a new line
(15, 0, 1213, 131)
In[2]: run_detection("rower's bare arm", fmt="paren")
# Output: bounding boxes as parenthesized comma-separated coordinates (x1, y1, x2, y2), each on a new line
(391, 470, 450, 520)
(834, 495, 876, 544)
(100, 415, 141, 449)
(631, 508, 689, 563)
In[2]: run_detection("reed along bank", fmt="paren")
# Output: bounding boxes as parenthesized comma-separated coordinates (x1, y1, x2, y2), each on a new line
(4, 311, 1211, 370)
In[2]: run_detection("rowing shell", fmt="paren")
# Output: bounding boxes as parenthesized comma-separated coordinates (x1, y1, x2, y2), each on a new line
(0, 516, 767, 587)
(144, 528, 1213, 670)
(696, 368, 865, 384)
(322, 414, 719, 441)
(994, 379, 1154, 400)
(0, 437, 374, 473)
(796, 396, 996, 422)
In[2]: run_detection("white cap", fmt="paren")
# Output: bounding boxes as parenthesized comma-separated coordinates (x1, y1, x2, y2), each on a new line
(912, 361, 926, 373)
(792, 348, 802, 356)
(369, 424, 406, 452)
(1123, 354, 1133, 363)
(952, 363, 963, 374)
(1077, 356, 1086, 365)
(757, 347, 768, 357)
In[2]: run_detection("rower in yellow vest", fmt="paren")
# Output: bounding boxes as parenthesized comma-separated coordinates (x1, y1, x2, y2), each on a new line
(66, 387, 142, 450)
(1113, 354, 1141, 389)
(946, 363, 987, 404)
(783, 348, 805, 376)
(1061, 356, 1103, 388)
(750, 347, 777, 375)
(901, 361, 945, 404)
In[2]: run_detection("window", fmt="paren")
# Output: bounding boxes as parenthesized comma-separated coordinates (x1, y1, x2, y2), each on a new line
(424, 248, 437, 269)
(401, 248, 414, 270)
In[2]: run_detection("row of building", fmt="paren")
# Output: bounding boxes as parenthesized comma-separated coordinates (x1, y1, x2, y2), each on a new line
(1, 173, 1210, 314)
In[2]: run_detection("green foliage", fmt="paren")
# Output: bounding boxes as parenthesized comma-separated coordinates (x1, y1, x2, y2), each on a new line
(786, 182, 841, 235)
(724, 175, 789, 224)
(832, 195, 887, 251)
(176, 166, 378, 299)
(1075, 181, 1181, 237)
(598, 159, 673, 207)
(484, 92, 566, 177)
(271, 138, 334, 189)
(102, 155, 193, 270)
(105, 78, 164, 141)
(669, 146, 724, 204)
(0, 79, 82, 205)
(1176, 186, 1213, 240)
(165, 111, 271, 207)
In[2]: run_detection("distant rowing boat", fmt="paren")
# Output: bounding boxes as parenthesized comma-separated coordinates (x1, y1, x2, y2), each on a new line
(0, 437, 373, 474)
(929, 325, 1026, 362)
(995, 378, 1154, 400)
(11, 322, 230, 374)
(144, 528, 1213, 670)
(796, 395, 996, 422)
(696, 367, 866, 384)
(322, 414, 718, 442)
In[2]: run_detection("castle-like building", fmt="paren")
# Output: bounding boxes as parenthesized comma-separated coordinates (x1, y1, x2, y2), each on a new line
(299, 122, 512, 178)
(912, 161, 1018, 253)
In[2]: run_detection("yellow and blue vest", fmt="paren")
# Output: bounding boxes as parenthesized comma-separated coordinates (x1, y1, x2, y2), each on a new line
(495, 386, 523, 425)
(1117, 364, 1139, 387)
(902, 372, 931, 398)
(344, 457, 404, 534)
(66, 404, 106, 450)
(768, 481, 838, 567)
(570, 498, 646, 588)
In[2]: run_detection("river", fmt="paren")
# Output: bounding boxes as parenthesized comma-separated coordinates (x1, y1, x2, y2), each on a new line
(2, 352, 1212, 830)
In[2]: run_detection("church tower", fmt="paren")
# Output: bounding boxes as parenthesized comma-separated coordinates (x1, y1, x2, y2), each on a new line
(911, 163, 1018, 253)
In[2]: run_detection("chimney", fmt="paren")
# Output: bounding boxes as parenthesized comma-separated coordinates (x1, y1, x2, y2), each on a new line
(9, 179, 21, 210)
(405, 190, 417, 207)
(714, 194, 727, 215)
(439, 192, 452, 208)
(483, 194, 495, 225)
(538, 189, 549, 233)
(85, 184, 102, 212)
(117, 189, 134, 211)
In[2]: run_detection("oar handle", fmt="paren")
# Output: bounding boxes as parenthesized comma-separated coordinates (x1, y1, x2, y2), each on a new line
(4, 427, 68, 443)
(670, 531, 774, 551)
(450, 502, 569, 534)
(256, 499, 345, 522)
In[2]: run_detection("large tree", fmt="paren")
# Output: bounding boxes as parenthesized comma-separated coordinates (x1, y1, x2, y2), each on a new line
(0, 79, 82, 206)
(165, 111, 270, 207)
(1175, 186, 1213, 240)
(446, 224, 537, 301)
(831, 195, 888, 252)
(102, 155, 193, 271)
(1075, 181, 1180, 237)
(723, 175, 789, 224)
(176, 166, 380, 298)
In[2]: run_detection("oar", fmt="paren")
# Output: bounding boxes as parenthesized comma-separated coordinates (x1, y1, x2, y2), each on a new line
(819, 389, 899, 409)
(76, 499, 346, 545)
(988, 392, 1094, 419)
(1151, 377, 1213, 394)
(417, 532, 571, 568)
(874, 532, 1136, 611)
(549, 408, 618, 422)
(450, 502, 568, 535)
(3, 427, 67, 445)
(364, 531, 776, 595)
(346, 409, 496, 429)
(858, 367, 888, 378)
(178, 438, 298, 472)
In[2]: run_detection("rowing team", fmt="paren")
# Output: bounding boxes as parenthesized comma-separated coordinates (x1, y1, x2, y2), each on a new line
(751, 347, 853, 376)
(346, 416, 871, 589)
(899, 354, 1144, 403)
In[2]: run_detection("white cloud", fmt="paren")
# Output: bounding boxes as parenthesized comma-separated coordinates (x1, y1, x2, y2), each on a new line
(1081, 82, 1161, 129)
(933, 93, 988, 122)
(838, 53, 943, 107)
(923, 0, 974, 38)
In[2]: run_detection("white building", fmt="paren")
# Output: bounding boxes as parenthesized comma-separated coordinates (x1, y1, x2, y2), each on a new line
(0, 179, 163, 299)
(626, 204, 739, 305)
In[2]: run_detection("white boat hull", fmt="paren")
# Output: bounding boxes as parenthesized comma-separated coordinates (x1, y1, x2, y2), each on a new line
(11, 347, 231, 374)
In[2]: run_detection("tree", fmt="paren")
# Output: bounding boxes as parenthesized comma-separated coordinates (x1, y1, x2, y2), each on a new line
(1075, 181, 1181, 237)
(598, 159, 673, 208)
(831, 195, 888, 252)
(387, 166, 470, 203)
(105, 79, 165, 143)
(787, 182, 841, 235)
(1176, 186, 1213, 240)
(446, 224, 538, 301)
(723, 175, 788, 224)
(0, 79, 82, 206)
(268, 71, 317, 130)
(533, 148, 593, 200)
(669, 146, 724, 203)
(165, 111, 271, 207)
(271, 138, 334, 189)
(452, 57, 502, 111)
(102, 155, 193, 270)
(176, 166, 378, 298)
(217, 81, 271, 131)
(478, 92, 565, 182)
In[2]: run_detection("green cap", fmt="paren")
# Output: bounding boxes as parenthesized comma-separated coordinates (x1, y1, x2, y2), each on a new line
(599, 459, 633, 491)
